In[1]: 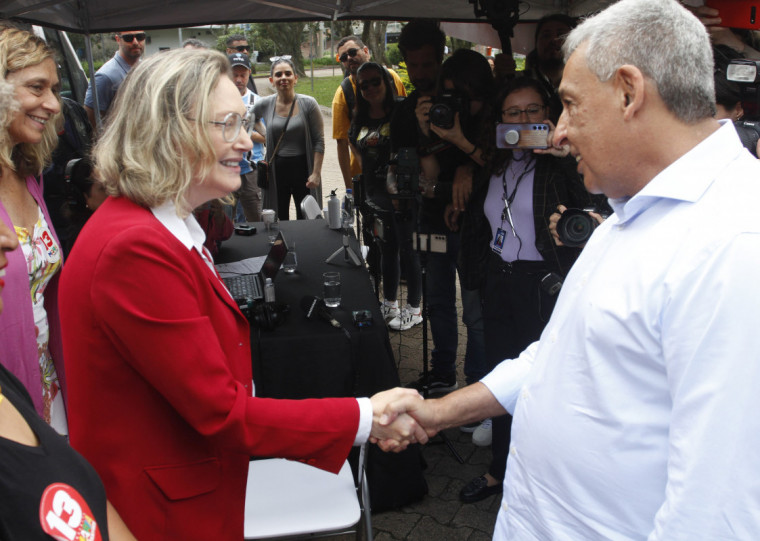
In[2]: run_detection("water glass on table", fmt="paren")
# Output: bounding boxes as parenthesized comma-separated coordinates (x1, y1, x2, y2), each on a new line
(322, 271, 341, 307)
(283, 242, 297, 274)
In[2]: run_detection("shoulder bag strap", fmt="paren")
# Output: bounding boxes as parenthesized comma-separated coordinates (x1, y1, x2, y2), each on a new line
(270, 95, 297, 160)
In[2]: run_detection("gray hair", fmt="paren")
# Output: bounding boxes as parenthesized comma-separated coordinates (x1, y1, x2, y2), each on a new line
(563, 0, 715, 123)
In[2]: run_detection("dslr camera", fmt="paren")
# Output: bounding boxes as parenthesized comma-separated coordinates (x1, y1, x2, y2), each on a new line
(727, 58, 760, 156)
(429, 92, 465, 129)
(556, 207, 608, 247)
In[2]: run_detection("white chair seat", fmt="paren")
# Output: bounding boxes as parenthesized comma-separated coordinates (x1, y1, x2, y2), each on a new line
(244, 458, 361, 539)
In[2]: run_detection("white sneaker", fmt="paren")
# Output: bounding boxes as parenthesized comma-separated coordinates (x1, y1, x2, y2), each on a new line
(389, 305, 422, 331)
(380, 301, 400, 321)
(472, 418, 492, 447)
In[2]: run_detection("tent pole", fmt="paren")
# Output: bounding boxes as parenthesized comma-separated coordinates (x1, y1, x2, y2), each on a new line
(84, 32, 102, 131)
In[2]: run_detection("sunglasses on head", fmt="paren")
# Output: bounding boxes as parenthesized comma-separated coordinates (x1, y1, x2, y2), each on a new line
(234, 45, 250, 52)
(358, 77, 382, 92)
(338, 48, 360, 63)
(120, 32, 146, 43)
(269, 55, 292, 63)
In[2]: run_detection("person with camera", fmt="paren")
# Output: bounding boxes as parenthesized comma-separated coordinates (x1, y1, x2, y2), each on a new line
(392, 44, 491, 399)
(453, 76, 602, 503)
(348, 62, 422, 330)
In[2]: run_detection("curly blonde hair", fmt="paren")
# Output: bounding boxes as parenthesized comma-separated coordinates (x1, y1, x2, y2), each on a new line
(0, 24, 60, 177)
(94, 48, 230, 211)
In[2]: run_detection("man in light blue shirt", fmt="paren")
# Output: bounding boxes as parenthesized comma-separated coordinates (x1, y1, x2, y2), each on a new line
(228, 52, 263, 222)
(379, 0, 760, 539)
(84, 30, 145, 130)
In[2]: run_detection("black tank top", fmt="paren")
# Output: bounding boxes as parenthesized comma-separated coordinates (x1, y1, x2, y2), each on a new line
(0, 363, 110, 540)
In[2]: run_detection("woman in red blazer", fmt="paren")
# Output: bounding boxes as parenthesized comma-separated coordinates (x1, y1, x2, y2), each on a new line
(59, 49, 425, 541)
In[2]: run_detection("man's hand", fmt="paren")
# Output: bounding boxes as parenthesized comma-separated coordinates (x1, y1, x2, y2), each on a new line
(415, 97, 433, 137)
(369, 388, 430, 452)
(371, 388, 440, 451)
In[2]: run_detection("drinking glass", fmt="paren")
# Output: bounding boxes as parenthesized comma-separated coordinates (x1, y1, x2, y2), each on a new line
(322, 271, 341, 307)
(283, 243, 297, 274)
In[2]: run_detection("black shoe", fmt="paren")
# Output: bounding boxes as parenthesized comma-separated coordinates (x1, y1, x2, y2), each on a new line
(459, 475, 503, 503)
(405, 372, 458, 395)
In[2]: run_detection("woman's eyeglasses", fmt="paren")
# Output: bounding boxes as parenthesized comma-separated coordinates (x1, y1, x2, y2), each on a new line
(338, 48, 360, 63)
(233, 45, 250, 52)
(358, 78, 382, 92)
(120, 32, 146, 43)
(502, 104, 545, 121)
(189, 112, 250, 143)
(269, 55, 292, 63)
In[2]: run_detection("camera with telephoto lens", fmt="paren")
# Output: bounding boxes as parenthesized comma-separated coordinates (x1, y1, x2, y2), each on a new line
(388, 147, 420, 199)
(429, 92, 465, 129)
(727, 59, 760, 157)
(556, 207, 608, 247)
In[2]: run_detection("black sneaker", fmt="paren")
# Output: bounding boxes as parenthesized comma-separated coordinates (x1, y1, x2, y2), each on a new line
(406, 372, 458, 395)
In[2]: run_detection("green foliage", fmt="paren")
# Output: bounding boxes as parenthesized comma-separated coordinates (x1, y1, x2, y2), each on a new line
(394, 62, 415, 95)
(386, 43, 402, 67)
(293, 74, 344, 107)
(80, 60, 105, 75)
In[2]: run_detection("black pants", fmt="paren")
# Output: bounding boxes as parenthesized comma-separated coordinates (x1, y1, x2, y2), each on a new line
(274, 154, 309, 220)
(483, 253, 559, 481)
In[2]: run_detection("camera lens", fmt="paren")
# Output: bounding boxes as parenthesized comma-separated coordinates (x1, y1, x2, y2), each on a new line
(429, 103, 455, 129)
(556, 208, 596, 247)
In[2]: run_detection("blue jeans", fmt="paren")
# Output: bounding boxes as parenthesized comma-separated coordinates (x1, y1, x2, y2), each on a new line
(424, 231, 486, 384)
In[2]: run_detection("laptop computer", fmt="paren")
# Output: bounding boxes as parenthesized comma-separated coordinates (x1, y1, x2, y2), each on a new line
(221, 231, 289, 309)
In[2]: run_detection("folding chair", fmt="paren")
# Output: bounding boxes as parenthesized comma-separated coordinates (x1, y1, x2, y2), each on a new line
(300, 194, 323, 220)
(244, 443, 372, 540)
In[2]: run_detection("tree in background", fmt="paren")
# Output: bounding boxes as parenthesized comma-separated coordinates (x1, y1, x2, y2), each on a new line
(361, 21, 389, 66)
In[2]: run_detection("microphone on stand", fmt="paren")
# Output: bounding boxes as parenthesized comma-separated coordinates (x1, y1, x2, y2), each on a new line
(300, 296, 342, 329)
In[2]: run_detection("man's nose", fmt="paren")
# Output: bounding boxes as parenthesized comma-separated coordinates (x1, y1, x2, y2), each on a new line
(553, 112, 568, 148)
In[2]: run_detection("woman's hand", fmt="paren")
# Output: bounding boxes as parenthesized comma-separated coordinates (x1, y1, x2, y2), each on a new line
(306, 172, 321, 189)
(534, 119, 569, 158)
(429, 111, 467, 148)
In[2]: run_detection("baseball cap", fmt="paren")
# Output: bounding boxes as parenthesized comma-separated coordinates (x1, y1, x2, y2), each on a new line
(228, 53, 251, 70)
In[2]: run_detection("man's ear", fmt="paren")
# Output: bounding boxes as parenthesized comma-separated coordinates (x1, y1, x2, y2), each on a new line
(615, 65, 645, 119)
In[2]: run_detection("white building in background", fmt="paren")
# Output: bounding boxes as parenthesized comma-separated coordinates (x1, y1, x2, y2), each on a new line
(143, 26, 220, 56)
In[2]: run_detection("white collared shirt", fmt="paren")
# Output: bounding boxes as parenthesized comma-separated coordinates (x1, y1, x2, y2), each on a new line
(150, 201, 371, 445)
(483, 121, 760, 539)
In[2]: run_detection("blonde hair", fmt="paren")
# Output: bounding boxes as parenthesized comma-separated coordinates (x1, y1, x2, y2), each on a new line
(0, 77, 18, 148)
(0, 23, 60, 177)
(94, 48, 230, 210)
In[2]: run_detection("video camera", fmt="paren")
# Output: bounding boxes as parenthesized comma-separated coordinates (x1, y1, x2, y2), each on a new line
(387, 147, 421, 199)
(727, 59, 760, 156)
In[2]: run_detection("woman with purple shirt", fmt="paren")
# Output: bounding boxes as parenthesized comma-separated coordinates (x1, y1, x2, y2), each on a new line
(457, 76, 605, 503)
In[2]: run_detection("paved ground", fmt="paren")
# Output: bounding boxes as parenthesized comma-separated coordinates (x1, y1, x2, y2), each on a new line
(283, 105, 502, 540)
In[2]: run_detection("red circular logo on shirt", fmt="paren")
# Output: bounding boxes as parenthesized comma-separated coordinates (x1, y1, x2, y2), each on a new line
(39, 483, 102, 541)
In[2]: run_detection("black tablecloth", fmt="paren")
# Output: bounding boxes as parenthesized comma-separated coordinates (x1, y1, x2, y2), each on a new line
(217, 220, 400, 399)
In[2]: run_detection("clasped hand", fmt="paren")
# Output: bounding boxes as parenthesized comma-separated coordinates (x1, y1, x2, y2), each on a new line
(369, 388, 439, 451)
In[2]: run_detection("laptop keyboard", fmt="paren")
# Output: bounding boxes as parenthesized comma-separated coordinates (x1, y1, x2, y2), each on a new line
(223, 274, 262, 302)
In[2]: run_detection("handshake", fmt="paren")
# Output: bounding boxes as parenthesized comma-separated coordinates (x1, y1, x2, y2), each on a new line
(368, 387, 440, 452)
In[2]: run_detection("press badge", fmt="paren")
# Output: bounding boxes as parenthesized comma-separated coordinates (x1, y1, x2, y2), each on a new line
(493, 227, 506, 254)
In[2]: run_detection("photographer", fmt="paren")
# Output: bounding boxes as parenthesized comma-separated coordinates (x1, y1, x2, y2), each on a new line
(454, 76, 602, 502)
(391, 43, 491, 398)
(348, 62, 422, 329)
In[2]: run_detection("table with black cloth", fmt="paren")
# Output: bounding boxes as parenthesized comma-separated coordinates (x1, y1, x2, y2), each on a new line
(217, 220, 428, 511)
(216, 219, 399, 400)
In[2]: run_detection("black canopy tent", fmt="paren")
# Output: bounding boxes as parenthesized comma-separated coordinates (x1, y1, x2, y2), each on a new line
(0, 0, 619, 124)
(0, 0, 612, 33)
